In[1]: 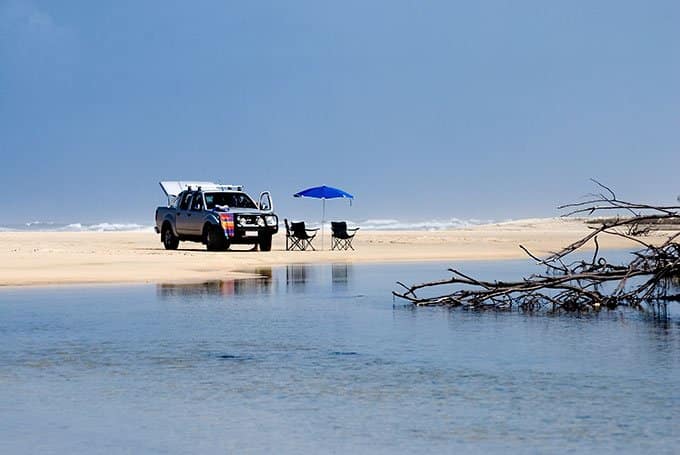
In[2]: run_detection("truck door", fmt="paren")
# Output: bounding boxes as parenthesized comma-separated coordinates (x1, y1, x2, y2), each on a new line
(188, 192, 205, 235)
(176, 192, 194, 235)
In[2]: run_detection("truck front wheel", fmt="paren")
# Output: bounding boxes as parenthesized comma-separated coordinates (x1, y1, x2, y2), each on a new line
(259, 234, 272, 252)
(162, 224, 180, 250)
(205, 225, 228, 251)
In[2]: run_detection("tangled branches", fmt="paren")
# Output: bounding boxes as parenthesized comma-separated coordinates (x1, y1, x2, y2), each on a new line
(394, 181, 680, 312)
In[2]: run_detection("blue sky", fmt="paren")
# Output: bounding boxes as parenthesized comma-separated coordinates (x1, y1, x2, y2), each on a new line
(1, 0, 679, 225)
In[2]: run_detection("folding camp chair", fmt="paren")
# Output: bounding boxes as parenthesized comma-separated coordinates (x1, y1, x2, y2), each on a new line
(331, 221, 359, 251)
(285, 219, 319, 251)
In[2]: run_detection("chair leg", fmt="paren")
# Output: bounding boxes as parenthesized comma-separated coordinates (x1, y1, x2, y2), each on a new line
(332, 237, 354, 250)
(289, 237, 304, 251)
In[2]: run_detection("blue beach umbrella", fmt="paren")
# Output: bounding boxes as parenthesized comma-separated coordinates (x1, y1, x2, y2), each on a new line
(294, 185, 354, 249)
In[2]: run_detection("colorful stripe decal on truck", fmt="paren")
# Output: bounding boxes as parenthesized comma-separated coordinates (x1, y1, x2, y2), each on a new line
(219, 213, 235, 238)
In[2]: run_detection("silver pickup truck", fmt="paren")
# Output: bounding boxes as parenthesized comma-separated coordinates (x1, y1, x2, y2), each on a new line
(155, 181, 278, 251)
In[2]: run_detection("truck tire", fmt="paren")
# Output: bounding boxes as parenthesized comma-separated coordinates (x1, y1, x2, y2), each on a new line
(259, 234, 272, 252)
(162, 224, 180, 250)
(205, 224, 228, 251)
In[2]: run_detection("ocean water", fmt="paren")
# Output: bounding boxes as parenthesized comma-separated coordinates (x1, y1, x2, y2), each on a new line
(0, 216, 504, 232)
(0, 261, 678, 454)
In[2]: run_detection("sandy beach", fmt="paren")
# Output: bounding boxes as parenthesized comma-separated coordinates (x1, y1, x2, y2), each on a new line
(0, 218, 669, 287)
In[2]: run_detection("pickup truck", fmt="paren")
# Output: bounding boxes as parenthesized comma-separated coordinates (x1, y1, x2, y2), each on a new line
(155, 181, 278, 251)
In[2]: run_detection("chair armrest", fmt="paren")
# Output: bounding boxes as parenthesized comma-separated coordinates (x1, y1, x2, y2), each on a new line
(306, 228, 320, 232)
(347, 227, 360, 231)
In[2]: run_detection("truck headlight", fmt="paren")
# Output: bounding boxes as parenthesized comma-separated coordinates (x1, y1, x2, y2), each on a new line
(265, 215, 277, 226)
(257, 217, 265, 227)
(236, 216, 245, 227)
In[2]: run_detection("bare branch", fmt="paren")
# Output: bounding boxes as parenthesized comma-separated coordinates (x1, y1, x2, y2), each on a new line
(394, 182, 680, 313)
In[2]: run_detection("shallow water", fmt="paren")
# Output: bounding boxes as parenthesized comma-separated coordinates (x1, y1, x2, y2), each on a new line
(1, 261, 679, 454)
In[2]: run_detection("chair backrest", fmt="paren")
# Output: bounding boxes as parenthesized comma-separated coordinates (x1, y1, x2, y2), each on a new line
(290, 221, 307, 237)
(331, 221, 347, 236)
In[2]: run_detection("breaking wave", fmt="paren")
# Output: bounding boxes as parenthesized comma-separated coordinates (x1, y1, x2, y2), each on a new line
(354, 218, 497, 230)
(61, 223, 154, 232)
(300, 218, 501, 230)
(1, 218, 504, 233)
(0, 222, 153, 232)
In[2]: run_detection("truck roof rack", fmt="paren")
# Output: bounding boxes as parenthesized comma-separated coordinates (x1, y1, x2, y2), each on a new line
(159, 181, 244, 205)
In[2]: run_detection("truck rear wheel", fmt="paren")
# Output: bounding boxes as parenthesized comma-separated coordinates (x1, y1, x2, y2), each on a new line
(259, 234, 272, 252)
(205, 225, 228, 251)
(162, 224, 179, 250)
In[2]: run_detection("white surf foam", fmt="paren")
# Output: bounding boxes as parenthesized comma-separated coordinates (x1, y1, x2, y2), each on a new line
(5, 217, 511, 233)
(295, 218, 501, 231)
(59, 223, 154, 232)
(354, 218, 498, 231)
(1, 222, 153, 232)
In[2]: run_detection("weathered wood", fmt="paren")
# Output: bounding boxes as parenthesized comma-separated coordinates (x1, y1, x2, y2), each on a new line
(393, 181, 680, 312)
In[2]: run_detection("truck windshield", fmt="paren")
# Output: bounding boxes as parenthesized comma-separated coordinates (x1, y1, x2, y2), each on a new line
(205, 192, 257, 210)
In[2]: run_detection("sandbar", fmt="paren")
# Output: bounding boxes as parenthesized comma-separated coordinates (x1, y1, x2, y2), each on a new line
(0, 218, 670, 287)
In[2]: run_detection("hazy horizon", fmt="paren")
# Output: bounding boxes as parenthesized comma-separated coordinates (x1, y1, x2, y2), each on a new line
(2, 1, 679, 225)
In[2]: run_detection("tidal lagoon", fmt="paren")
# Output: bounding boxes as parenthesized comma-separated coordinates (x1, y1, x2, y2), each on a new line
(1, 261, 678, 453)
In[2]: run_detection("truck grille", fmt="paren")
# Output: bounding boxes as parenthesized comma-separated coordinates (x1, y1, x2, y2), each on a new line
(237, 215, 260, 226)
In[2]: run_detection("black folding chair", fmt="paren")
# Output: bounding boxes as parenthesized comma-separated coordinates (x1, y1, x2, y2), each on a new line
(285, 219, 319, 251)
(331, 221, 359, 251)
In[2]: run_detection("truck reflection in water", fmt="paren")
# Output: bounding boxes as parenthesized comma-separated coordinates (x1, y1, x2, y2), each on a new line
(157, 267, 273, 298)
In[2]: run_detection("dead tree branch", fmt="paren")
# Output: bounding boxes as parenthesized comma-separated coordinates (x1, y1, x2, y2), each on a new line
(393, 181, 680, 312)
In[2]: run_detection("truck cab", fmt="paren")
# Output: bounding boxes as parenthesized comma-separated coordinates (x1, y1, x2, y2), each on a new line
(155, 181, 278, 251)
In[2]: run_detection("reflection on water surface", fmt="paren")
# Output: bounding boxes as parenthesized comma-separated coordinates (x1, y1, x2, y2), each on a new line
(157, 270, 274, 298)
(1, 261, 678, 454)
(156, 264, 355, 298)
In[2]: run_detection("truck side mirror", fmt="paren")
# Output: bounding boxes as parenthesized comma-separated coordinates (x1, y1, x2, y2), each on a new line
(259, 192, 273, 212)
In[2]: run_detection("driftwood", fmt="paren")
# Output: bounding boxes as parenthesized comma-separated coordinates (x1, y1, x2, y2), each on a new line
(393, 181, 680, 312)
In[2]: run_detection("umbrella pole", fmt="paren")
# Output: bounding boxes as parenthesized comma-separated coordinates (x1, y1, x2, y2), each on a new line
(322, 198, 326, 250)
